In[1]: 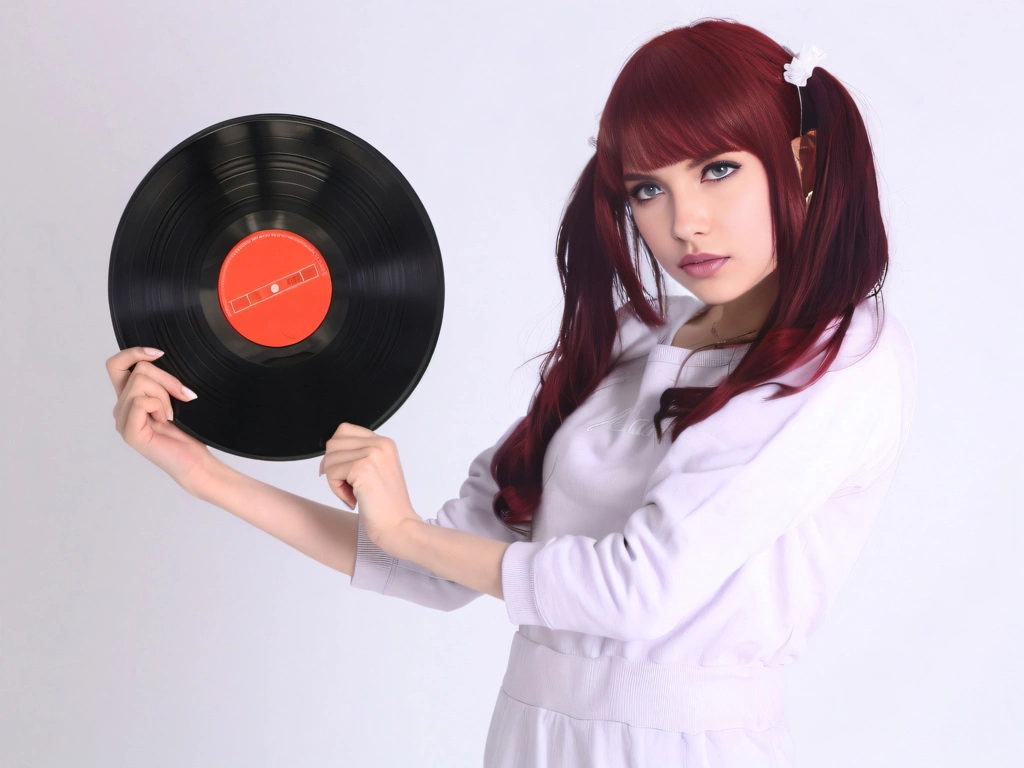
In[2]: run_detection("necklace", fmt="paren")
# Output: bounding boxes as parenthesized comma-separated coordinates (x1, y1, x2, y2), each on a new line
(711, 320, 759, 344)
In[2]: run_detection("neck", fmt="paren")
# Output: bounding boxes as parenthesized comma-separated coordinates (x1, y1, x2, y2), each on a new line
(705, 272, 777, 339)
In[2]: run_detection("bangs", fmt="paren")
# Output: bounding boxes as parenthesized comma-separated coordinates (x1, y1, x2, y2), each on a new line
(600, 45, 750, 178)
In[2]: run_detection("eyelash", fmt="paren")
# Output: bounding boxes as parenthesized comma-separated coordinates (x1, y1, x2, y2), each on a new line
(627, 161, 740, 206)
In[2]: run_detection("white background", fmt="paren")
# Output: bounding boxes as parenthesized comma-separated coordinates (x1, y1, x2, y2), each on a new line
(1, 1, 1020, 766)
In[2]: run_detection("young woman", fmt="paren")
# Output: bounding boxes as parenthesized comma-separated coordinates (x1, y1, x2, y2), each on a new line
(107, 18, 917, 768)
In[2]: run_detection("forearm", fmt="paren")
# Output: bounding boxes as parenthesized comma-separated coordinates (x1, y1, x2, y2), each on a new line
(191, 457, 358, 576)
(390, 518, 512, 600)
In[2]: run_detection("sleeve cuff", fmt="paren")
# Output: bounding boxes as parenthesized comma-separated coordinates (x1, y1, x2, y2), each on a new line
(501, 540, 547, 627)
(349, 514, 396, 593)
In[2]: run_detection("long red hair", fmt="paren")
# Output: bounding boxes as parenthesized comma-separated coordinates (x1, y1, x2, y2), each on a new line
(490, 18, 888, 537)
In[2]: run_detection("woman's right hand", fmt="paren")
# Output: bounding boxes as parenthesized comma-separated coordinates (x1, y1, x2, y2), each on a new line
(106, 347, 214, 496)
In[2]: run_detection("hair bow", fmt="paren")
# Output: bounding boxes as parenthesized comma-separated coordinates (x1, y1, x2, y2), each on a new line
(783, 44, 827, 87)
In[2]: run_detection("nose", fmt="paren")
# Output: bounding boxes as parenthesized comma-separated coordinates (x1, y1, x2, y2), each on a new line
(670, 194, 709, 242)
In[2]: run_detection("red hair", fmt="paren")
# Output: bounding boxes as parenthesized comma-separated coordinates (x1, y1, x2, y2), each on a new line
(490, 18, 888, 537)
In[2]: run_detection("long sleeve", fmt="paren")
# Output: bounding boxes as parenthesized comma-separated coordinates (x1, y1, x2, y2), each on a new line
(348, 417, 528, 611)
(500, 340, 908, 641)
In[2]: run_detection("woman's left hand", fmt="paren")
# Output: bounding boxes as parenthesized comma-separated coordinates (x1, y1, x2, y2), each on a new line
(319, 422, 421, 554)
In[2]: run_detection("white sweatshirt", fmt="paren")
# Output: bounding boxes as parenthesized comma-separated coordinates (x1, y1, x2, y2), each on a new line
(350, 293, 917, 670)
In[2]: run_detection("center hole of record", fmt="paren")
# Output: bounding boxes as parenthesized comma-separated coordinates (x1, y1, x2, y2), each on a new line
(217, 229, 333, 348)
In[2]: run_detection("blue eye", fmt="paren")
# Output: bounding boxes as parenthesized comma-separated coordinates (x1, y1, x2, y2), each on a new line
(630, 183, 660, 203)
(704, 161, 740, 182)
(626, 161, 741, 206)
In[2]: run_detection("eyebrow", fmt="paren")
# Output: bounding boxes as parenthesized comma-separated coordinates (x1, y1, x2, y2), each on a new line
(622, 150, 727, 182)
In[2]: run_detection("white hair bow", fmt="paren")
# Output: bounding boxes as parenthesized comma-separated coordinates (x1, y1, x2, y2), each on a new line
(783, 44, 827, 87)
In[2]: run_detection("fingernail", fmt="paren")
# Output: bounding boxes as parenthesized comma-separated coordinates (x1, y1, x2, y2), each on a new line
(182, 386, 198, 401)
(144, 347, 164, 357)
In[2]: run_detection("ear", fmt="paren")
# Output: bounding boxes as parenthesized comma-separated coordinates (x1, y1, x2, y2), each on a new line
(790, 130, 817, 197)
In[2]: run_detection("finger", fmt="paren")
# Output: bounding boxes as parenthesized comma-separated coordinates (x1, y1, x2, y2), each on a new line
(118, 358, 199, 411)
(324, 434, 385, 453)
(331, 421, 376, 439)
(114, 373, 172, 429)
(115, 375, 174, 435)
(320, 447, 373, 476)
(320, 455, 365, 508)
(334, 479, 356, 509)
(121, 394, 169, 446)
(106, 347, 165, 397)
(107, 349, 200, 406)
(340, 480, 356, 508)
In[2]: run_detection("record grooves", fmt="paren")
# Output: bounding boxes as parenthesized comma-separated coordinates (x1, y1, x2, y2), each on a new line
(108, 114, 445, 460)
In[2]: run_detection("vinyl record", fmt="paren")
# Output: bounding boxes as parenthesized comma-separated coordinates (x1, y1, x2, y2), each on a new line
(108, 113, 444, 460)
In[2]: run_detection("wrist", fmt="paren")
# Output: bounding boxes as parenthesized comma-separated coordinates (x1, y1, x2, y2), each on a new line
(184, 452, 231, 500)
(387, 515, 425, 560)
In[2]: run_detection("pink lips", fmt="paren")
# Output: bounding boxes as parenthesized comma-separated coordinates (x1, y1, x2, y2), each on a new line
(679, 256, 729, 277)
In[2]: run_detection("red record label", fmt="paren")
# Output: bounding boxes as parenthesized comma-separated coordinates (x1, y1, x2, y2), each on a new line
(217, 229, 332, 347)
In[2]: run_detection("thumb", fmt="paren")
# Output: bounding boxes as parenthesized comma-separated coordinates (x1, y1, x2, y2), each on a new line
(338, 480, 355, 510)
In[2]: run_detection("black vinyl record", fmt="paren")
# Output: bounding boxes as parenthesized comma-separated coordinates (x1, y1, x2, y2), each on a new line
(108, 113, 445, 460)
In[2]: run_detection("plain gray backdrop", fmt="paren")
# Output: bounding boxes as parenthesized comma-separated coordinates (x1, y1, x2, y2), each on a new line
(2, 0, 1020, 766)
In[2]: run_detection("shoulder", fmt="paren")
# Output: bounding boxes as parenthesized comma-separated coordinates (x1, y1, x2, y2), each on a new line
(831, 296, 917, 420)
(759, 295, 916, 462)
(833, 295, 914, 370)
(815, 297, 917, 483)
(770, 295, 915, 395)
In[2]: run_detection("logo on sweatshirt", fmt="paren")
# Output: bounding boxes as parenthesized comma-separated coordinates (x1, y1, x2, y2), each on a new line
(586, 408, 658, 438)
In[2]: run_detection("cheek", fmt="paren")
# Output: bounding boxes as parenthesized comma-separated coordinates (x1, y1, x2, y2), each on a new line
(634, 217, 667, 257)
(734, 185, 775, 256)
(642, 226, 678, 271)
